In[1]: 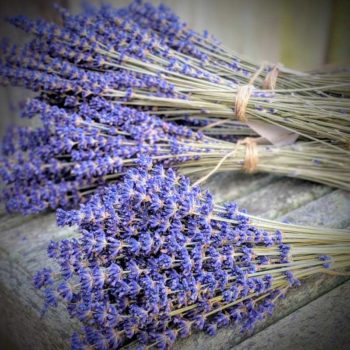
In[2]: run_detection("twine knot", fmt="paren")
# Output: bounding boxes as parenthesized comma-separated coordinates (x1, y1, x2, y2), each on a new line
(235, 85, 254, 123)
(263, 64, 280, 90)
(234, 62, 281, 122)
(234, 64, 265, 123)
(238, 137, 259, 173)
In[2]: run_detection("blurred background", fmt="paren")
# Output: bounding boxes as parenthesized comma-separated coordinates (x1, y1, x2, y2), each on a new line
(0, 0, 349, 134)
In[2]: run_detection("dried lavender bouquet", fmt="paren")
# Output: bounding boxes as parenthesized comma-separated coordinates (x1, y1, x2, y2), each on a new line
(34, 163, 350, 350)
(1, 2, 350, 151)
(2, 97, 349, 215)
(119, 0, 350, 95)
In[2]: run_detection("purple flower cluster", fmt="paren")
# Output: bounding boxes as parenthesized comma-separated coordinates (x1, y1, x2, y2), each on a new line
(2, 1, 279, 152)
(0, 97, 207, 214)
(0, 0, 347, 153)
(118, 1, 272, 83)
(0, 1, 259, 217)
(121, 0, 239, 74)
(0, 39, 181, 100)
(0, 1, 224, 99)
(35, 163, 294, 349)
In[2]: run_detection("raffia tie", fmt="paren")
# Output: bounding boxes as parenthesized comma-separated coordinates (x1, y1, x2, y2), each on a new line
(235, 63, 281, 123)
(235, 85, 254, 123)
(234, 64, 265, 123)
(238, 137, 259, 173)
(191, 136, 262, 187)
(263, 64, 280, 90)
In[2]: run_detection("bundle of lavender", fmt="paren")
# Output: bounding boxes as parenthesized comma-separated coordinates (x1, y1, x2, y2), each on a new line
(1, 1, 350, 151)
(34, 163, 350, 350)
(2, 97, 349, 215)
(120, 0, 350, 95)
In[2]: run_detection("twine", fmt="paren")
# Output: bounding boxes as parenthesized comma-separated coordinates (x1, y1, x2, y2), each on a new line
(234, 64, 265, 122)
(263, 64, 280, 90)
(235, 62, 281, 122)
(198, 119, 229, 132)
(191, 145, 240, 187)
(235, 85, 254, 123)
(194, 63, 281, 184)
(192, 136, 262, 187)
(238, 137, 259, 173)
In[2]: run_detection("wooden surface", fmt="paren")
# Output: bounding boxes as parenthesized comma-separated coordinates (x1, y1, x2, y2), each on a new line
(0, 173, 349, 350)
(234, 279, 350, 350)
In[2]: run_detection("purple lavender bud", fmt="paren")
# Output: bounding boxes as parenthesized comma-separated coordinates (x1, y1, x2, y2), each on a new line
(33, 268, 53, 289)
(44, 287, 58, 308)
(319, 255, 332, 269)
(57, 281, 74, 302)
(71, 332, 87, 350)
(204, 322, 217, 336)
